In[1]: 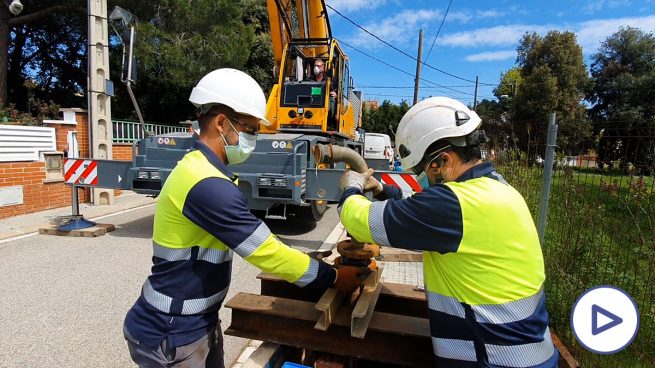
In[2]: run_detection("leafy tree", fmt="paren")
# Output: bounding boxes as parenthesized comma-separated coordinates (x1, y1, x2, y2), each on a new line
(512, 31, 592, 153)
(1, 0, 86, 109)
(475, 99, 514, 149)
(3, 0, 274, 124)
(362, 100, 410, 138)
(110, 0, 255, 123)
(242, 0, 274, 95)
(588, 27, 655, 171)
(493, 67, 522, 99)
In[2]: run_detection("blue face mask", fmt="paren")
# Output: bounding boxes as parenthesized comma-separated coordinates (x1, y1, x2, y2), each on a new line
(417, 171, 430, 189)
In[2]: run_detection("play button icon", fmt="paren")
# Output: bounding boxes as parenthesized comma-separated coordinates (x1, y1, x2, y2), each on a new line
(571, 286, 639, 354)
(592, 304, 623, 335)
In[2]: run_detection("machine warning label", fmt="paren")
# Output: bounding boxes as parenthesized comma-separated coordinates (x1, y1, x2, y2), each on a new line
(271, 141, 293, 149)
(157, 137, 176, 145)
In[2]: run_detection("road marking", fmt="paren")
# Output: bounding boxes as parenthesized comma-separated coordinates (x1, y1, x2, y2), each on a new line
(319, 222, 346, 251)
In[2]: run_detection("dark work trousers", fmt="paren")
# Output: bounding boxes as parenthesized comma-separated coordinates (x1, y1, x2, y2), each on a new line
(124, 323, 224, 368)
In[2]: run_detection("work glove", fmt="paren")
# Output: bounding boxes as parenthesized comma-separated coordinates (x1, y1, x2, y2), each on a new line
(339, 168, 374, 192)
(363, 175, 384, 196)
(332, 265, 372, 293)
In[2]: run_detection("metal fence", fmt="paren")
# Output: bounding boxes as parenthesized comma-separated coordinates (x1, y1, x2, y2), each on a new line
(493, 117, 655, 367)
(112, 120, 190, 144)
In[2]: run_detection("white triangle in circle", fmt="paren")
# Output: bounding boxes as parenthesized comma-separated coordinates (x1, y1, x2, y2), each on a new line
(597, 312, 614, 329)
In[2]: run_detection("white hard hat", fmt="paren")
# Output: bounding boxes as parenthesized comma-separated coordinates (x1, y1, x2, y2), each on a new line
(189, 68, 271, 126)
(395, 96, 482, 170)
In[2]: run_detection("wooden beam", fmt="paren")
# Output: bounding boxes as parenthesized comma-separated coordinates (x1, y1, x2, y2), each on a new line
(379, 253, 423, 262)
(225, 292, 433, 367)
(551, 331, 580, 368)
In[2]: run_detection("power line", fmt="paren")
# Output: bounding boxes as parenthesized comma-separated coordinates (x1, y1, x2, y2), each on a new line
(327, 4, 495, 86)
(337, 38, 478, 98)
(424, 0, 453, 63)
(359, 85, 476, 89)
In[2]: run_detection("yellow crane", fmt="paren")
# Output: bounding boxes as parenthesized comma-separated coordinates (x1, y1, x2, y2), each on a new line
(262, 0, 361, 140)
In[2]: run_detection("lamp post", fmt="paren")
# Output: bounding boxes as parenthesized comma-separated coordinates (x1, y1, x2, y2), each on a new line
(109, 6, 147, 138)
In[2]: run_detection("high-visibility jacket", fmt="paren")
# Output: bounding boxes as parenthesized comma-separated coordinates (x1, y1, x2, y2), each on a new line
(124, 140, 335, 349)
(338, 162, 558, 368)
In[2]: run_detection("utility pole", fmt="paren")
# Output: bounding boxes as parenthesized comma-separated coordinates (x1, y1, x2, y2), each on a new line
(473, 75, 479, 110)
(413, 29, 423, 105)
(88, 0, 114, 205)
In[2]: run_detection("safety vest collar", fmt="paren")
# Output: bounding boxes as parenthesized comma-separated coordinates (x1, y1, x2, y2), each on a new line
(192, 139, 237, 182)
(454, 162, 495, 183)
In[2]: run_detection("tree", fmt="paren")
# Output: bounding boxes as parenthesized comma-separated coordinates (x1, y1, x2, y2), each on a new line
(362, 100, 410, 137)
(3, 0, 273, 124)
(588, 27, 655, 171)
(110, 0, 256, 123)
(512, 31, 592, 153)
(1, 0, 86, 108)
(476, 99, 514, 149)
(494, 67, 522, 100)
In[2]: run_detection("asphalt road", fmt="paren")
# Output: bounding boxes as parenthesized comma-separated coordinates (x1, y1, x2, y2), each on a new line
(0, 203, 340, 368)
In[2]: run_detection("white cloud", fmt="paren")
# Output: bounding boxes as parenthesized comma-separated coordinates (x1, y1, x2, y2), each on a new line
(327, 0, 385, 13)
(344, 8, 506, 48)
(440, 14, 655, 54)
(582, 0, 632, 14)
(465, 50, 516, 62)
(477, 10, 506, 18)
(440, 24, 552, 48)
(576, 15, 655, 50)
(346, 9, 442, 47)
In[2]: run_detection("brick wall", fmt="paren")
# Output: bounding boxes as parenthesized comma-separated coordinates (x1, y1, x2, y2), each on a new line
(112, 144, 133, 161)
(0, 111, 96, 220)
(0, 162, 90, 221)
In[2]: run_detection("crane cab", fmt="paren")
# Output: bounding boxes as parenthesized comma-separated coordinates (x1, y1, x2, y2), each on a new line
(262, 0, 361, 141)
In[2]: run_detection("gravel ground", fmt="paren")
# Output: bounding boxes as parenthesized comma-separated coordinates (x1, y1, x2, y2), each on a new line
(0, 204, 339, 367)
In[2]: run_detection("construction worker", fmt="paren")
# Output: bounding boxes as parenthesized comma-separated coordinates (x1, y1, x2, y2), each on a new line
(123, 68, 367, 368)
(337, 97, 558, 367)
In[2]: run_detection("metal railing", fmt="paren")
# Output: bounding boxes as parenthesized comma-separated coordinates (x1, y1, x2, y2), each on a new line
(112, 120, 190, 144)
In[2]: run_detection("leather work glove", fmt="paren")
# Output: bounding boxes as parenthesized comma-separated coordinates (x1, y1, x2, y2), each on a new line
(332, 265, 372, 293)
(339, 168, 374, 192)
(363, 175, 383, 196)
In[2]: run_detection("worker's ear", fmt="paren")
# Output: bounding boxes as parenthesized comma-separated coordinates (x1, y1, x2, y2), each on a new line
(215, 114, 227, 133)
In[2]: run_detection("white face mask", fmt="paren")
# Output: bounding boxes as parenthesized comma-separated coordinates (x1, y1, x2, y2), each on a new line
(221, 118, 257, 165)
(314, 65, 321, 75)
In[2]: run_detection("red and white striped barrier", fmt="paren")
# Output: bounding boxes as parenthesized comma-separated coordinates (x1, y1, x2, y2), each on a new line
(380, 172, 421, 197)
(64, 159, 98, 185)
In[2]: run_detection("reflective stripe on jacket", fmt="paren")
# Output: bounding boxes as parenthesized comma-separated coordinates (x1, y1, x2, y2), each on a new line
(338, 162, 557, 367)
(125, 139, 334, 349)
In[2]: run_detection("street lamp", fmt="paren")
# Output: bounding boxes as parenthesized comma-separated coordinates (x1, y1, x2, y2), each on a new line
(109, 6, 147, 137)
(6, 0, 23, 15)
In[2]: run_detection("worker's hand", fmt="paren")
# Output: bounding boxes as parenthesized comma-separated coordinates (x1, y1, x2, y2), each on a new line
(330, 90, 337, 98)
(363, 175, 383, 196)
(339, 168, 374, 192)
(332, 265, 371, 293)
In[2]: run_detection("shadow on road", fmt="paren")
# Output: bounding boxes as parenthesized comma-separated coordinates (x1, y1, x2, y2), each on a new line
(264, 216, 318, 235)
(109, 214, 154, 239)
(276, 237, 325, 251)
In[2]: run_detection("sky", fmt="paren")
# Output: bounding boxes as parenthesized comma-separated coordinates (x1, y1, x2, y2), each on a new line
(325, 0, 655, 106)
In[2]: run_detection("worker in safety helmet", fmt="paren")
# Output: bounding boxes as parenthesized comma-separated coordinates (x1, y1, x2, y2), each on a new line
(337, 96, 558, 367)
(123, 69, 368, 368)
